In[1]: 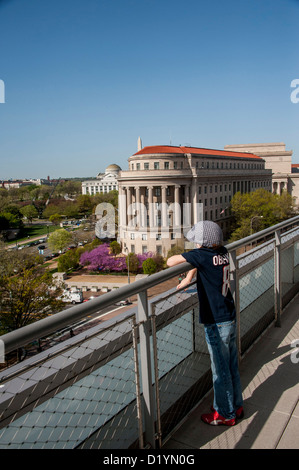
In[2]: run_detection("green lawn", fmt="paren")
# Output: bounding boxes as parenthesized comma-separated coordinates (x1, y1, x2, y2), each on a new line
(7, 224, 60, 244)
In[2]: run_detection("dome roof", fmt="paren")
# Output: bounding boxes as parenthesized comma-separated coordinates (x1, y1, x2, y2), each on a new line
(105, 164, 121, 173)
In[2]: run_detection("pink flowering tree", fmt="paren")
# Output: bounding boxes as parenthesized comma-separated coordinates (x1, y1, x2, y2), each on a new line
(79, 243, 155, 273)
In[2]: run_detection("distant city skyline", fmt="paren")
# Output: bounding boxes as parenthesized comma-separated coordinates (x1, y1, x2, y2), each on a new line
(0, 0, 298, 180)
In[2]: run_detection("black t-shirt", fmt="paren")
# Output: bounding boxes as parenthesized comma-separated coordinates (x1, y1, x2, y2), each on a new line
(182, 246, 236, 324)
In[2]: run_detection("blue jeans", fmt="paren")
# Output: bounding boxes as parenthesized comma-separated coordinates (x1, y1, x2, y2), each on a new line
(204, 320, 243, 420)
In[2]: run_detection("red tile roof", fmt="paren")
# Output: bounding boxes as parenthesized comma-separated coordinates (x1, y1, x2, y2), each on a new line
(134, 145, 262, 159)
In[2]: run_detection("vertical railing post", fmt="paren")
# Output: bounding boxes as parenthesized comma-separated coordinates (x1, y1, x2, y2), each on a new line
(151, 309, 162, 449)
(274, 229, 282, 327)
(229, 249, 241, 360)
(137, 289, 156, 448)
(131, 317, 144, 449)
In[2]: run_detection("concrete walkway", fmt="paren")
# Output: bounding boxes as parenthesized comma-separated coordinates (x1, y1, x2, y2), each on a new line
(162, 294, 299, 449)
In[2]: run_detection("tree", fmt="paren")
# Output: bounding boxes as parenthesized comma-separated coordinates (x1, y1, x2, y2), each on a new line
(63, 202, 80, 219)
(152, 253, 165, 271)
(126, 253, 139, 274)
(0, 211, 24, 231)
(77, 195, 93, 215)
(93, 190, 118, 209)
(0, 245, 64, 336)
(49, 213, 62, 225)
(48, 229, 73, 253)
(229, 189, 297, 241)
(20, 204, 38, 223)
(0, 241, 44, 278)
(80, 243, 126, 272)
(43, 203, 64, 219)
(109, 241, 121, 255)
(142, 257, 157, 275)
(0, 268, 64, 334)
(166, 245, 184, 259)
(57, 248, 83, 272)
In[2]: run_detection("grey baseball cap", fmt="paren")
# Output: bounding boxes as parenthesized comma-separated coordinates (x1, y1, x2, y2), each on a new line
(186, 221, 223, 247)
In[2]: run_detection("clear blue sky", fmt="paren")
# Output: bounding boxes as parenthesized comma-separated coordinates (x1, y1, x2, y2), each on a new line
(0, 0, 298, 179)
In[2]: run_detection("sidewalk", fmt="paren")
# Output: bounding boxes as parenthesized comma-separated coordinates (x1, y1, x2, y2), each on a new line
(162, 294, 299, 449)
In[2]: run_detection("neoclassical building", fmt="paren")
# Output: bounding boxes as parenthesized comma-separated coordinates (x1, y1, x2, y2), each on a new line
(225, 142, 299, 204)
(118, 144, 272, 256)
(82, 164, 121, 196)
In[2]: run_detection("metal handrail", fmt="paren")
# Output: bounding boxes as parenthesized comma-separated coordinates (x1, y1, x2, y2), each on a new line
(1, 263, 192, 354)
(1, 215, 299, 355)
(225, 214, 299, 251)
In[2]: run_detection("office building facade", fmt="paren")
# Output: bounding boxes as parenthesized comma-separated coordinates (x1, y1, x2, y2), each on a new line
(118, 145, 272, 256)
(224, 142, 299, 206)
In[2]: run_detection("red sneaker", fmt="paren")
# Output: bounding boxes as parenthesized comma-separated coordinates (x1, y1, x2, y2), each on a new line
(236, 406, 244, 419)
(211, 405, 244, 419)
(201, 410, 235, 426)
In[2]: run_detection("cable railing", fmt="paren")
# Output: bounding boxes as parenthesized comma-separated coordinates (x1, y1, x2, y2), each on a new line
(0, 215, 298, 449)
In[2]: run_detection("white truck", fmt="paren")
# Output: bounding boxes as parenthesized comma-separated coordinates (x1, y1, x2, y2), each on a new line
(60, 290, 83, 304)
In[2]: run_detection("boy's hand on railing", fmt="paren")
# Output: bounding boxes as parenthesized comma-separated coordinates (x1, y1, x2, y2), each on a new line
(176, 277, 191, 290)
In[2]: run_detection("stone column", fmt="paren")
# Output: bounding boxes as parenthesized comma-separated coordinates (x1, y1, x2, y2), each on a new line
(174, 184, 181, 226)
(140, 187, 146, 228)
(191, 178, 199, 224)
(147, 186, 154, 228)
(135, 186, 141, 227)
(161, 185, 168, 228)
(127, 186, 132, 227)
(184, 184, 190, 204)
(119, 185, 127, 230)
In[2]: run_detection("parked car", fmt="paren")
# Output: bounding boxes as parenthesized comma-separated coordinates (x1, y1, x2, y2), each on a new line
(117, 299, 132, 306)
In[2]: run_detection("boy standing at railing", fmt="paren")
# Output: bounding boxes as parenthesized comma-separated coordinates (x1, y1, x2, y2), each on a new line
(167, 221, 243, 426)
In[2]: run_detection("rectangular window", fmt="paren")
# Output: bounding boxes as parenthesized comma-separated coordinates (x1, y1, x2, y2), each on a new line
(154, 162, 159, 170)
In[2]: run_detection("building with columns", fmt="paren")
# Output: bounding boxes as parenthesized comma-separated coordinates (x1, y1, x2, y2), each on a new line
(118, 144, 272, 256)
(82, 164, 121, 196)
(224, 143, 299, 204)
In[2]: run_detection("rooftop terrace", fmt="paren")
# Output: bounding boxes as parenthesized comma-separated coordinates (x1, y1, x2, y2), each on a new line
(0, 215, 298, 450)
